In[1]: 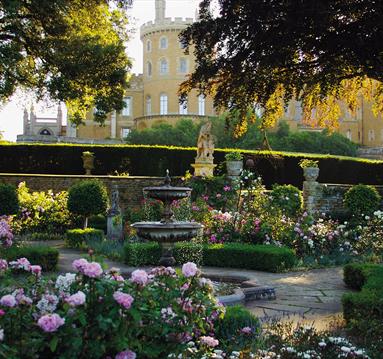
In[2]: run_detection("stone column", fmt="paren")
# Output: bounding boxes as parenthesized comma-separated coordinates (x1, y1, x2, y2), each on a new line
(110, 110, 117, 139)
(302, 167, 320, 215)
(23, 108, 30, 135)
(107, 183, 123, 241)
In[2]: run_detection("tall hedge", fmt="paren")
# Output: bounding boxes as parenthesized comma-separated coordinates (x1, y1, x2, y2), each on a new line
(0, 143, 383, 188)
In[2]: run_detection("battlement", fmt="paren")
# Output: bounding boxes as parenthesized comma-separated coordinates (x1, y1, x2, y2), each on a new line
(140, 17, 194, 38)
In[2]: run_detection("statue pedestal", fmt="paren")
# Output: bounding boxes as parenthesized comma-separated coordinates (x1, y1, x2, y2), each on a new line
(107, 213, 123, 241)
(191, 162, 216, 177)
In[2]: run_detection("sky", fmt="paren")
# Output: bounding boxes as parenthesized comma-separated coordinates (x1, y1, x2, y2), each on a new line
(0, 0, 199, 141)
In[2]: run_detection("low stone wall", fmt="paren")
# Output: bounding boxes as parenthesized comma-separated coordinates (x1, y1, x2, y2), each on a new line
(0, 173, 164, 211)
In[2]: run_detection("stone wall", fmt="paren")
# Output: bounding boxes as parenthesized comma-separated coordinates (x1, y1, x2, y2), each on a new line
(0, 173, 165, 211)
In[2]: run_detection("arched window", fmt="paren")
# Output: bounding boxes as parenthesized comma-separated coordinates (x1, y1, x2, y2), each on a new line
(39, 128, 52, 135)
(160, 58, 168, 74)
(179, 97, 188, 115)
(146, 95, 152, 115)
(368, 129, 375, 142)
(147, 61, 152, 76)
(179, 58, 187, 73)
(159, 36, 168, 49)
(122, 97, 132, 116)
(146, 40, 152, 52)
(160, 93, 168, 115)
(346, 129, 352, 141)
(179, 40, 187, 49)
(198, 95, 205, 116)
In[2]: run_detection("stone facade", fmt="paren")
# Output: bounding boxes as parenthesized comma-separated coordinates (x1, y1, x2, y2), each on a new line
(0, 174, 164, 211)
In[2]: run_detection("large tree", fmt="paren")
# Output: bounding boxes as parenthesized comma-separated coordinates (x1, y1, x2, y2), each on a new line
(179, 0, 383, 135)
(0, 0, 132, 124)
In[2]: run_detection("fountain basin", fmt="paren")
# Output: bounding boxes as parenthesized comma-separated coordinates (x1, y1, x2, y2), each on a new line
(131, 221, 202, 242)
(144, 186, 192, 202)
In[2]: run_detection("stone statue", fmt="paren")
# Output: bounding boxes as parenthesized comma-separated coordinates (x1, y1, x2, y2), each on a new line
(196, 121, 214, 163)
(107, 184, 123, 241)
(108, 187, 120, 216)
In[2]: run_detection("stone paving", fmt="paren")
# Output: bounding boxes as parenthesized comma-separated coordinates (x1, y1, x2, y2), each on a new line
(33, 241, 352, 329)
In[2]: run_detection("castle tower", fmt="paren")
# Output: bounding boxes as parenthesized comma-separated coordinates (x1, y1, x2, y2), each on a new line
(23, 108, 30, 135)
(155, 0, 166, 21)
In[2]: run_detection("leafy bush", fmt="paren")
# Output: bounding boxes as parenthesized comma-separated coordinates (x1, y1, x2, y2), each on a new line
(344, 184, 381, 216)
(68, 179, 108, 228)
(203, 243, 296, 272)
(88, 214, 107, 233)
(173, 241, 204, 266)
(27, 232, 64, 242)
(343, 263, 381, 291)
(0, 183, 19, 215)
(270, 184, 302, 216)
(12, 182, 75, 235)
(65, 228, 104, 248)
(124, 242, 161, 266)
(0, 245, 59, 271)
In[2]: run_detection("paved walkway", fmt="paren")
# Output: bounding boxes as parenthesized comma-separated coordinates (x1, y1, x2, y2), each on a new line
(33, 241, 352, 329)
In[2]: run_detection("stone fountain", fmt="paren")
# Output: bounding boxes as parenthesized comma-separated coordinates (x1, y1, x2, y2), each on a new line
(131, 171, 202, 266)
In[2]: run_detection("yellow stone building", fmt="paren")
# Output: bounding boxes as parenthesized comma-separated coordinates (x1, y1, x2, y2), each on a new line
(74, 0, 215, 141)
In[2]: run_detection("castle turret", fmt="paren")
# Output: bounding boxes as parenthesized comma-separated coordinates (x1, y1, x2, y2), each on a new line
(155, 0, 166, 21)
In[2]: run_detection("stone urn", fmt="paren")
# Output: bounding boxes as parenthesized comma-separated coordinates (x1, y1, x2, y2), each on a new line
(303, 167, 319, 182)
(226, 160, 243, 178)
(82, 151, 94, 175)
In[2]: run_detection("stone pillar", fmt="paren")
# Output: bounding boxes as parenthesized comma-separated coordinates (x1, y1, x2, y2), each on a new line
(302, 167, 320, 215)
(57, 104, 63, 135)
(110, 110, 117, 139)
(30, 104, 36, 135)
(155, 0, 166, 21)
(107, 184, 123, 241)
(23, 108, 30, 135)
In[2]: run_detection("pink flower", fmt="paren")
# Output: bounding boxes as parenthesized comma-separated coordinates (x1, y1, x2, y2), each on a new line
(0, 259, 8, 271)
(37, 313, 65, 332)
(113, 291, 134, 309)
(223, 185, 231, 192)
(202, 195, 209, 201)
(83, 262, 103, 278)
(30, 265, 42, 277)
(115, 349, 136, 359)
(9, 257, 30, 271)
(182, 262, 199, 278)
(131, 270, 148, 286)
(0, 295, 16, 307)
(216, 193, 222, 198)
(200, 336, 219, 347)
(66, 291, 86, 307)
(0, 309, 5, 316)
(72, 258, 89, 273)
(241, 326, 252, 334)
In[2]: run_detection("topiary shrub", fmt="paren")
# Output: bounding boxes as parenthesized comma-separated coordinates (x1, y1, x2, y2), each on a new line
(68, 179, 108, 228)
(344, 184, 381, 216)
(65, 228, 104, 248)
(124, 242, 161, 266)
(0, 183, 19, 215)
(270, 184, 302, 216)
(174, 241, 204, 266)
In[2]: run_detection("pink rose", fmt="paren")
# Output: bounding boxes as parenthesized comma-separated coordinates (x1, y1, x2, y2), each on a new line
(37, 313, 65, 332)
(200, 336, 219, 347)
(241, 326, 252, 334)
(131, 270, 148, 286)
(0, 259, 8, 271)
(83, 262, 103, 278)
(0, 295, 16, 307)
(30, 265, 42, 277)
(9, 257, 30, 271)
(115, 349, 136, 359)
(0, 309, 5, 316)
(182, 262, 199, 278)
(113, 291, 134, 309)
(72, 258, 89, 273)
(66, 291, 86, 307)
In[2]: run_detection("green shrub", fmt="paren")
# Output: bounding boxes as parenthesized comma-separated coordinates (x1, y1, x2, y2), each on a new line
(27, 232, 64, 241)
(343, 263, 380, 290)
(270, 184, 302, 216)
(203, 243, 296, 272)
(88, 214, 107, 232)
(344, 184, 381, 216)
(174, 241, 204, 266)
(124, 242, 161, 266)
(215, 305, 260, 352)
(1, 246, 59, 271)
(65, 228, 104, 248)
(68, 179, 108, 228)
(0, 183, 19, 215)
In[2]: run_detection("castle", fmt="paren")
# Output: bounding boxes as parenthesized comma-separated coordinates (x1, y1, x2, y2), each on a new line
(17, 0, 383, 158)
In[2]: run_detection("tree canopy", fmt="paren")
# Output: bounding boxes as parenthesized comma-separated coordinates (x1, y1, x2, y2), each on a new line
(179, 0, 383, 134)
(0, 0, 132, 124)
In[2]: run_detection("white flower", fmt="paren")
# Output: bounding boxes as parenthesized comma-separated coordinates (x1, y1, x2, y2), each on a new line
(341, 346, 351, 353)
(55, 273, 76, 293)
(318, 341, 326, 348)
(0, 328, 3, 341)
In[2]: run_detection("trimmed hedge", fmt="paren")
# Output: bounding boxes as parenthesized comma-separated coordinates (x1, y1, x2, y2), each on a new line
(0, 246, 59, 271)
(124, 242, 296, 272)
(1, 143, 383, 187)
(0, 182, 19, 215)
(65, 228, 104, 248)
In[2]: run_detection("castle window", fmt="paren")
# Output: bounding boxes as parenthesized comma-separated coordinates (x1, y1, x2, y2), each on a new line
(179, 40, 187, 49)
(146, 40, 152, 52)
(39, 129, 52, 135)
(160, 93, 168, 115)
(368, 129, 375, 142)
(146, 95, 152, 115)
(179, 58, 187, 73)
(346, 129, 352, 141)
(147, 61, 152, 76)
(179, 97, 188, 115)
(160, 58, 168, 74)
(198, 95, 205, 116)
(159, 36, 168, 49)
(121, 128, 130, 138)
(122, 97, 132, 116)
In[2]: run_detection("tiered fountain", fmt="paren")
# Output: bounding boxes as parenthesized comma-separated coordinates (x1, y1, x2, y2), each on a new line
(131, 171, 202, 266)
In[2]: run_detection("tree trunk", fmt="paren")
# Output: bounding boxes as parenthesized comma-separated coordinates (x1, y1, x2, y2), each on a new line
(84, 217, 88, 229)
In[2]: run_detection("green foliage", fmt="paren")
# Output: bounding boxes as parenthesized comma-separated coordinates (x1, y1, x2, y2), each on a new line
(215, 305, 260, 352)
(124, 242, 161, 266)
(0, 245, 59, 271)
(88, 214, 107, 233)
(343, 263, 381, 291)
(85, 237, 125, 262)
(68, 179, 108, 222)
(0, 183, 19, 215)
(27, 232, 64, 242)
(173, 241, 204, 266)
(270, 184, 302, 216)
(298, 158, 319, 168)
(225, 152, 243, 161)
(344, 184, 381, 216)
(0, 0, 131, 125)
(65, 228, 104, 248)
(12, 182, 75, 234)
